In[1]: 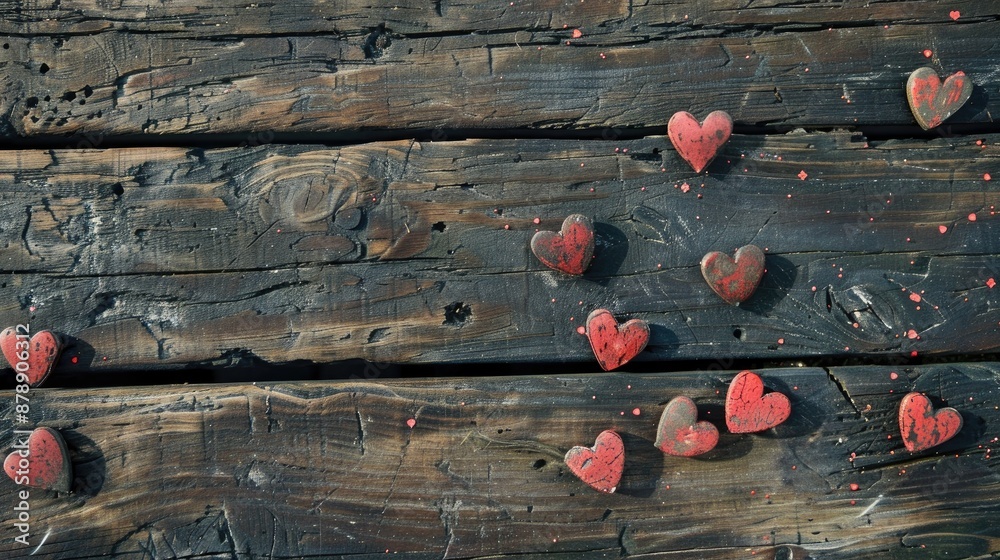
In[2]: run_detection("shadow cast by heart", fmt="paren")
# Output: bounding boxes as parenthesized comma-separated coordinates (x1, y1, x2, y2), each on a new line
(739, 254, 797, 315)
(587, 222, 629, 283)
(62, 430, 106, 500)
(617, 432, 665, 498)
(755, 375, 824, 439)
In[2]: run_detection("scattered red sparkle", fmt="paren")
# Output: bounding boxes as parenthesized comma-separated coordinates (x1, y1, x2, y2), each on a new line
(923, 49, 933, 58)
(797, 170, 808, 180)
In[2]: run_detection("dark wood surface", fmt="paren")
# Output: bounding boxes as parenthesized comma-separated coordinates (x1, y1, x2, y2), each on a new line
(2, 131, 1000, 371)
(1, 363, 998, 559)
(1, 1, 999, 557)
(0, 2, 998, 136)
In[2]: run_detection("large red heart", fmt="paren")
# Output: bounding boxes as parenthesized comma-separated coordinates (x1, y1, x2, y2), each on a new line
(725, 371, 791, 433)
(667, 110, 733, 173)
(4, 427, 73, 492)
(564, 429, 624, 494)
(700, 244, 765, 305)
(655, 396, 719, 457)
(906, 67, 973, 130)
(0, 328, 62, 387)
(530, 214, 595, 275)
(898, 392, 963, 452)
(585, 309, 649, 371)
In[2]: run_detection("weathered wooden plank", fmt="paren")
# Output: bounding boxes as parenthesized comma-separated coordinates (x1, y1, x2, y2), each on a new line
(2, 132, 1000, 370)
(2, 0, 995, 36)
(0, 363, 997, 558)
(1, 7, 998, 135)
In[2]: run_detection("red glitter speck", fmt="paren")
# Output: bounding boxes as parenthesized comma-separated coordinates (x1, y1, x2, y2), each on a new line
(406, 418, 416, 428)
(572, 29, 583, 38)
(938, 225, 948, 234)
(532, 217, 540, 224)
(909, 293, 921, 303)
(985, 173, 992, 181)
(969, 213, 978, 222)
(576, 326, 586, 335)
(988, 278, 996, 289)
(923, 49, 933, 58)
(797, 170, 808, 180)
(632, 408, 641, 416)
(950, 10, 961, 20)
(907, 329, 919, 339)
(890, 372, 898, 380)
(71, 356, 78, 364)
(680, 182, 691, 193)
(778, 338, 784, 344)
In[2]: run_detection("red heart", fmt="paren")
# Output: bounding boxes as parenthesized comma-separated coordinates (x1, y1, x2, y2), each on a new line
(564, 429, 624, 493)
(906, 67, 973, 130)
(667, 110, 733, 173)
(701, 244, 765, 305)
(1, 328, 62, 387)
(530, 214, 595, 275)
(898, 392, 963, 452)
(655, 396, 719, 457)
(725, 371, 791, 433)
(585, 309, 649, 371)
(949, 10, 960, 21)
(4, 427, 73, 492)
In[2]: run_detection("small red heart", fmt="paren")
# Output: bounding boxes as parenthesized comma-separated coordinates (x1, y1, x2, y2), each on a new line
(0, 328, 62, 387)
(725, 371, 791, 433)
(701, 244, 765, 305)
(949, 10, 960, 21)
(898, 392, 963, 452)
(530, 214, 595, 275)
(4, 427, 73, 492)
(564, 429, 624, 493)
(906, 67, 973, 130)
(585, 309, 649, 371)
(655, 396, 719, 457)
(667, 110, 733, 173)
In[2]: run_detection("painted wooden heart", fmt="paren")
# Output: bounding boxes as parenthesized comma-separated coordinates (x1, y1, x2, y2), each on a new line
(530, 214, 595, 275)
(725, 371, 791, 433)
(898, 392, 962, 452)
(701, 244, 765, 305)
(667, 110, 733, 173)
(0, 328, 62, 387)
(4, 427, 73, 492)
(655, 396, 719, 457)
(564, 429, 624, 493)
(906, 67, 973, 130)
(585, 309, 649, 371)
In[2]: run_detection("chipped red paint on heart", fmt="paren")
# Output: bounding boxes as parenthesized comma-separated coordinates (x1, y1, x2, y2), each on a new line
(0, 328, 62, 387)
(700, 244, 765, 305)
(585, 309, 649, 371)
(667, 110, 733, 173)
(725, 371, 791, 433)
(655, 396, 718, 457)
(564, 429, 624, 493)
(530, 214, 595, 275)
(898, 392, 962, 452)
(906, 67, 973, 130)
(4, 427, 73, 492)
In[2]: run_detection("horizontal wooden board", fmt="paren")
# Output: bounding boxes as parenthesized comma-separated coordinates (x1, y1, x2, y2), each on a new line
(2, 132, 1000, 370)
(0, 363, 998, 558)
(0, 5, 998, 135)
(2, 0, 996, 36)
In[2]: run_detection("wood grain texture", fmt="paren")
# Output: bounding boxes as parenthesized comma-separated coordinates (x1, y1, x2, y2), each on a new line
(2, 131, 1000, 370)
(0, 2, 997, 135)
(0, 363, 998, 558)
